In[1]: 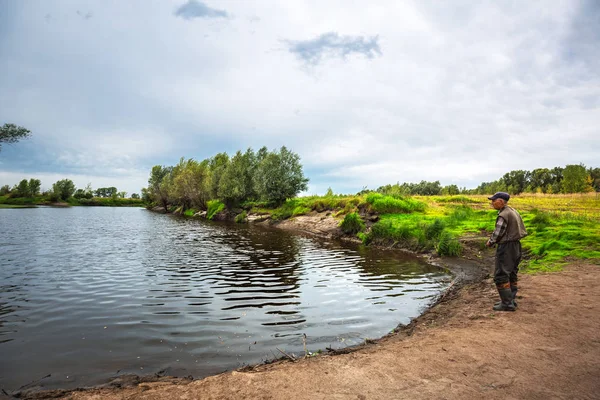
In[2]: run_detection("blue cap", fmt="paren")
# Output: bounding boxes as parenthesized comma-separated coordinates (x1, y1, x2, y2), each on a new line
(488, 192, 510, 201)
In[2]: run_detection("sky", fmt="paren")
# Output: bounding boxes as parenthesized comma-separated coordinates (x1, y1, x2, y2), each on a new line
(0, 0, 599, 195)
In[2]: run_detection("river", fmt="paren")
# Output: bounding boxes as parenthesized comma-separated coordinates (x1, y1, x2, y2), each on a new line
(0, 207, 449, 392)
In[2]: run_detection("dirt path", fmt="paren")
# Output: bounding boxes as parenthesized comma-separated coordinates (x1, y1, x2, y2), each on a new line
(25, 263, 598, 400)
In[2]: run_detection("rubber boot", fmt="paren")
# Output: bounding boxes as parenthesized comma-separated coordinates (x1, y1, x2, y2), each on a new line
(493, 283, 516, 312)
(495, 282, 518, 308)
(511, 282, 518, 307)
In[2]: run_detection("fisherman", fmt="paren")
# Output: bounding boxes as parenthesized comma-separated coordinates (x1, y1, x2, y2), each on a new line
(486, 192, 528, 311)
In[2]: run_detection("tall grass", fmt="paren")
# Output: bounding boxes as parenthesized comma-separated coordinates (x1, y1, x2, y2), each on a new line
(339, 212, 365, 234)
(206, 200, 225, 220)
(365, 193, 426, 213)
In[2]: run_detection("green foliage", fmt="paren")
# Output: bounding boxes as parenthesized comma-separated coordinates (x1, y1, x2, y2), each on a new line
(0, 185, 10, 195)
(28, 179, 41, 197)
(0, 123, 30, 151)
(72, 197, 145, 207)
(219, 149, 256, 207)
(184, 208, 198, 217)
(206, 200, 225, 220)
(377, 180, 442, 196)
(253, 146, 309, 206)
(148, 165, 173, 211)
(235, 210, 248, 223)
(436, 231, 462, 256)
(15, 179, 30, 197)
(340, 212, 365, 234)
(435, 195, 479, 204)
(425, 219, 445, 240)
(365, 193, 425, 213)
(94, 187, 119, 198)
(52, 179, 76, 201)
(562, 164, 592, 193)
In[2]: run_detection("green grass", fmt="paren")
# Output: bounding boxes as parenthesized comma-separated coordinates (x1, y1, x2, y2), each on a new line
(0, 195, 145, 207)
(339, 212, 365, 234)
(246, 192, 600, 269)
(365, 193, 426, 213)
(70, 197, 145, 207)
(206, 200, 225, 220)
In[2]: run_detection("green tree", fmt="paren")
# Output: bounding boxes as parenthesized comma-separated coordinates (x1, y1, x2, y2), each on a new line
(562, 164, 588, 193)
(131, 193, 140, 199)
(208, 153, 230, 199)
(0, 184, 10, 195)
(589, 167, 600, 191)
(148, 165, 173, 211)
(15, 179, 30, 197)
(172, 158, 211, 209)
(28, 178, 41, 197)
(0, 123, 31, 152)
(218, 149, 257, 207)
(254, 146, 309, 205)
(441, 184, 460, 195)
(52, 179, 76, 200)
(530, 168, 552, 193)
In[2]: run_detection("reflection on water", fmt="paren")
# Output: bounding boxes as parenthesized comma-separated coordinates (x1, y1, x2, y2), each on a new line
(0, 207, 449, 392)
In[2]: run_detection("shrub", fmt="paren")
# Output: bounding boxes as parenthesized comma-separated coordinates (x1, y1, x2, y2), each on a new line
(436, 231, 462, 256)
(206, 200, 225, 220)
(184, 208, 198, 217)
(340, 212, 365, 234)
(425, 219, 446, 240)
(235, 210, 248, 223)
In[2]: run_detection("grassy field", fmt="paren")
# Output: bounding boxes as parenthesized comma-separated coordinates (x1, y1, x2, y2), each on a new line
(251, 193, 600, 273)
(0, 195, 145, 207)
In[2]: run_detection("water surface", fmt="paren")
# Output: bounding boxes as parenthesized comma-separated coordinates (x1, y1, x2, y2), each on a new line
(0, 207, 449, 392)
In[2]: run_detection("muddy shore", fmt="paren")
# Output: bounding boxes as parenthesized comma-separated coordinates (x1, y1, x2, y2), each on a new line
(8, 213, 599, 399)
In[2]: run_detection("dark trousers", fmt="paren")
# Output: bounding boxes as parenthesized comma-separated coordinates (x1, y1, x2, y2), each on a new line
(494, 241, 522, 285)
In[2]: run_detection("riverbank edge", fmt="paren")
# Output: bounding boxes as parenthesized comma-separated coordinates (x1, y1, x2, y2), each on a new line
(9, 211, 492, 399)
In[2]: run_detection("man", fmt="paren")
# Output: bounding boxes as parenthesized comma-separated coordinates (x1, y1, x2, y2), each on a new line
(486, 192, 528, 311)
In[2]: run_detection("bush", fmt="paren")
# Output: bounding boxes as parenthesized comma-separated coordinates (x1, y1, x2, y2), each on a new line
(235, 210, 248, 223)
(340, 212, 365, 234)
(436, 231, 462, 256)
(206, 200, 225, 220)
(425, 219, 446, 240)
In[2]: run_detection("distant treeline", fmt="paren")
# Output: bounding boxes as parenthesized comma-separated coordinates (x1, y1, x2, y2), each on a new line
(145, 146, 309, 212)
(376, 164, 599, 196)
(0, 179, 139, 201)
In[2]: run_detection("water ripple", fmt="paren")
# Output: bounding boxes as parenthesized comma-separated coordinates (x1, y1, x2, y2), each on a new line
(0, 207, 449, 392)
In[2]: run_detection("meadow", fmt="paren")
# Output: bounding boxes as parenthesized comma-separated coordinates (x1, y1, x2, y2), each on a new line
(250, 192, 600, 273)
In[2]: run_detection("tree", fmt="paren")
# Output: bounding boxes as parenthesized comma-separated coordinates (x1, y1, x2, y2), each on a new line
(148, 165, 173, 211)
(441, 184, 460, 195)
(0, 185, 10, 195)
(52, 179, 76, 200)
(131, 193, 140, 199)
(208, 153, 230, 199)
(171, 158, 211, 209)
(15, 179, 30, 197)
(254, 146, 309, 205)
(218, 149, 257, 207)
(28, 178, 41, 197)
(118, 191, 127, 198)
(562, 164, 588, 193)
(0, 123, 31, 152)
